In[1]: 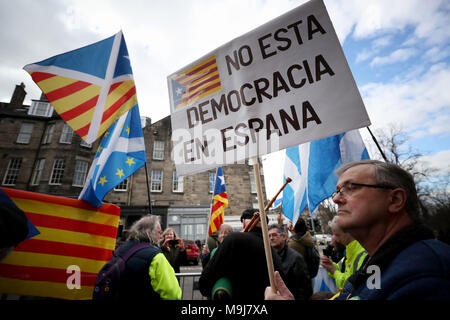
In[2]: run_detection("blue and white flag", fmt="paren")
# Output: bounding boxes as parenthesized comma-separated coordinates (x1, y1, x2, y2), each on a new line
(79, 105, 146, 208)
(282, 130, 370, 222)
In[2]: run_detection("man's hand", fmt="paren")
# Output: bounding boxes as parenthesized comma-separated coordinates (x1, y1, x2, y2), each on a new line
(321, 255, 336, 274)
(264, 271, 295, 300)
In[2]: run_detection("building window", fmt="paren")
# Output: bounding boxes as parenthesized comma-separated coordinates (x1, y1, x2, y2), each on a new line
(152, 140, 164, 160)
(80, 139, 92, 148)
(2, 158, 22, 186)
(59, 124, 73, 144)
(209, 172, 215, 193)
(31, 159, 45, 186)
(151, 170, 163, 192)
(16, 122, 34, 144)
(114, 179, 128, 191)
(250, 173, 257, 194)
(42, 123, 55, 144)
(72, 160, 89, 187)
(28, 101, 53, 117)
(172, 171, 183, 193)
(49, 159, 65, 185)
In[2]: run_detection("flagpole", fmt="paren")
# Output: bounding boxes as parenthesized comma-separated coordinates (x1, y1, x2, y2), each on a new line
(205, 167, 218, 245)
(251, 156, 276, 292)
(144, 162, 152, 214)
(366, 126, 388, 162)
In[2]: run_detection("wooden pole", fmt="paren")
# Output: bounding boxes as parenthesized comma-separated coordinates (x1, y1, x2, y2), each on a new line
(251, 156, 276, 292)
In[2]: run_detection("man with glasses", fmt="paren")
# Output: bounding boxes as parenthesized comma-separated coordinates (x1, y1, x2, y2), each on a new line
(266, 160, 450, 300)
(268, 224, 312, 300)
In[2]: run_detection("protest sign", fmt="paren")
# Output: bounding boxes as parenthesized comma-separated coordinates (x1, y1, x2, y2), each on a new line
(168, 0, 370, 176)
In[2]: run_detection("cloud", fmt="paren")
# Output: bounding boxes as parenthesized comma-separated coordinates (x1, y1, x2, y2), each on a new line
(424, 46, 450, 63)
(419, 150, 450, 174)
(361, 62, 450, 137)
(370, 48, 418, 67)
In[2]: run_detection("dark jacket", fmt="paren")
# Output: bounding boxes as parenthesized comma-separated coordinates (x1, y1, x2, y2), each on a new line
(118, 241, 162, 301)
(161, 245, 187, 273)
(288, 231, 315, 257)
(199, 228, 284, 300)
(339, 224, 450, 300)
(277, 243, 312, 300)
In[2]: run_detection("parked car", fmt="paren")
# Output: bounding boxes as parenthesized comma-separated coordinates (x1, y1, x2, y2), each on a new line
(183, 240, 200, 265)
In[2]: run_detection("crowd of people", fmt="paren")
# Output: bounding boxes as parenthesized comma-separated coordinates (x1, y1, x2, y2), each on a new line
(1, 160, 449, 301)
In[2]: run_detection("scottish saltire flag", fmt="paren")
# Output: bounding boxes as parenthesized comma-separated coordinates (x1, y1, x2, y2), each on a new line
(313, 266, 338, 294)
(169, 56, 222, 110)
(208, 167, 228, 235)
(282, 130, 370, 222)
(24, 31, 138, 144)
(0, 187, 120, 300)
(79, 105, 146, 208)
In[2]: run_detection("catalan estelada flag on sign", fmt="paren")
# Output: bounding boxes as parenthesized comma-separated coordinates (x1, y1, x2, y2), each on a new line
(170, 55, 222, 110)
(208, 167, 228, 236)
(0, 187, 120, 300)
(23, 31, 138, 144)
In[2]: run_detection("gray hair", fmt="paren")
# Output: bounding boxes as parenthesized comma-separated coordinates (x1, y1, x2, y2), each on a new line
(335, 160, 422, 223)
(268, 224, 286, 235)
(127, 215, 160, 244)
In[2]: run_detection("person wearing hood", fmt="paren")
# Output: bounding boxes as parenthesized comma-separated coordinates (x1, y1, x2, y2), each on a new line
(288, 218, 320, 278)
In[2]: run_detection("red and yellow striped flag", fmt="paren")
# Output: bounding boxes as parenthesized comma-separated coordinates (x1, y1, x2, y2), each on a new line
(0, 187, 120, 300)
(208, 167, 228, 235)
(23, 31, 138, 144)
(170, 55, 222, 110)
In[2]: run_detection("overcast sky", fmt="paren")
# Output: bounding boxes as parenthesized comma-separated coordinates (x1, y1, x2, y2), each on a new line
(1, 0, 449, 198)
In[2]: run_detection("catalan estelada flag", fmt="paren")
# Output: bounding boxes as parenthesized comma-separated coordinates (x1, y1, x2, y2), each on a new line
(23, 31, 138, 144)
(208, 167, 228, 236)
(170, 55, 222, 110)
(0, 187, 120, 300)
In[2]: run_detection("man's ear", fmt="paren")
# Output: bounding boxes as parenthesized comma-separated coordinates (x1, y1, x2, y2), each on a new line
(388, 188, 407, 214)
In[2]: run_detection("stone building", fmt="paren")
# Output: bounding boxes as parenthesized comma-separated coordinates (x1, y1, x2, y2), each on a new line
(0, 83, 99, 198)
(1, 83, 268, 241)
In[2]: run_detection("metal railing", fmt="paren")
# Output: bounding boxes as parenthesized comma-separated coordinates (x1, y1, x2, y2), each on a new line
(175, 272, 207, 300)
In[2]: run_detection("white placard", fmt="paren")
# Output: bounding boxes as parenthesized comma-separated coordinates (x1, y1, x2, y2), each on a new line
(167, 0, 370, 176)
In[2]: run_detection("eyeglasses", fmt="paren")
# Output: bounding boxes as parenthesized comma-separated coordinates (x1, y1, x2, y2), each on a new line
(332, 182, 395, 199)
(268, 232, 281, 238)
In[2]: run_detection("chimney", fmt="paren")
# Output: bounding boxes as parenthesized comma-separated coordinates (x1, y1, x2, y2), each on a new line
(10, 82, 27, 106)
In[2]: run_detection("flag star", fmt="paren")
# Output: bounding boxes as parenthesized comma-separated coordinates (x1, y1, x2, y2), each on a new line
(104, 131, 110, 137)
(126, 126, 130, 135)
(98, 176, 108, 186)
(116, 168, 125, 179)
(218, 175, 225, 185)
(97, 146, 103, 153)
(125, 157, 135, 166)
(176, 87, 184, 96)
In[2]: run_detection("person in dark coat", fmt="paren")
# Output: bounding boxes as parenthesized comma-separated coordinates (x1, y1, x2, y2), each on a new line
(268, 224, 312, 300)
(199, 208, 284, 300)
(160, 227, 187, 274)
(266, 160, 450, 300)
